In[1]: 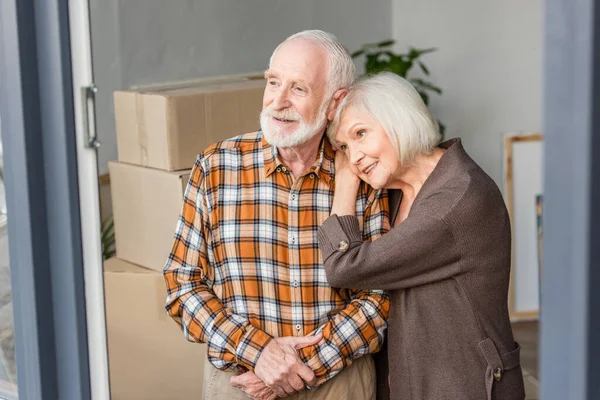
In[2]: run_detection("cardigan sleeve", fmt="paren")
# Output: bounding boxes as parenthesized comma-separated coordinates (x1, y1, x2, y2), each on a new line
(318, 210, 461, 291)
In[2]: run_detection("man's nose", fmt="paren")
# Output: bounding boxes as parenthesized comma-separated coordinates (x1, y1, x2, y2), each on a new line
(272, 88, 292, 110)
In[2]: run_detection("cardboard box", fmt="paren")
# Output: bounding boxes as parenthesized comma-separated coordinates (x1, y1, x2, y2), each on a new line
(114, 78, 265, 171)
(104, 257, 206, 400)
(109, 161, 189, 272)
(129, 71, 265, 92)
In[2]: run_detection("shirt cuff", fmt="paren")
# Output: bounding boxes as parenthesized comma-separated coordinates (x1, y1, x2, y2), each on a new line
(299, 340, 344, 388)
(235, 325, 273, 371)
(318, 214, 363, 261)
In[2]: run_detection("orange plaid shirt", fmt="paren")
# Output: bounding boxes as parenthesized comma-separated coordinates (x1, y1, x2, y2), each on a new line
(164, 131, 390, 386)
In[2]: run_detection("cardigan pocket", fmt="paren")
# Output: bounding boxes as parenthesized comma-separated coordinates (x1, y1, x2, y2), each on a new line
(478, 338, 521, 400)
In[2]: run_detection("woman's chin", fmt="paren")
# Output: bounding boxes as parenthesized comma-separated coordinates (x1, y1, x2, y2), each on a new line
(362, 177, 383, 189)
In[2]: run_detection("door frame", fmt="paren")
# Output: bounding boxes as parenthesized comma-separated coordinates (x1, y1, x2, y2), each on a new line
(541, 0, 600, 399)
(0, 0, 101, 398)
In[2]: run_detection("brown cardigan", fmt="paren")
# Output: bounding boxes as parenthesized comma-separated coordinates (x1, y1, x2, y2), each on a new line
(318, 139, 525, 400)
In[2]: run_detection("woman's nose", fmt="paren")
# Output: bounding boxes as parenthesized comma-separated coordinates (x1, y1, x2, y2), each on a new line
(349, 147, 364, 165)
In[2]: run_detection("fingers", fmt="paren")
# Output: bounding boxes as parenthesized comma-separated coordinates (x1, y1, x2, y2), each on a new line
(230, 374, 241, 387)
(295, 363, 317, 386)
(282, 334, 322, 350)
(267, 384, 287, 398)
(230, 371, 252, 388)
(288, 372, 306, 392)
(250, 388, 278, 400)
(281, 381, 296, 396)
(262, 374, 296, 397)
(273, 335, 319, 386)
(255, 336, 321, 396)
(233, 373, 282, 400)
(230, 373, 245, 387)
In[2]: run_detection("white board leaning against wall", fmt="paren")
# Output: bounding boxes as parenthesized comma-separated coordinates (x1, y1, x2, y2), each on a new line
(504, 133, 543, 320)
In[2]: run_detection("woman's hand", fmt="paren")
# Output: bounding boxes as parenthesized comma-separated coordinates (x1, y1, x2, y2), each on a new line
(331, 150, 360, 217)
(334, 149, 359, 183)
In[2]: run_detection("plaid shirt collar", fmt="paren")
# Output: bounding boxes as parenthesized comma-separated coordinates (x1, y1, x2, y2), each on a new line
(262, 131, 334, 185)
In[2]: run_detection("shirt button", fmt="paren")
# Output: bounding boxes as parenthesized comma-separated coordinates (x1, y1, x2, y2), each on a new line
(276, 167, 281, 172)
(291, 236, 296, 243)
(293, 280, 299, 287)
(281, 167, 287, 172)
(295, 324, 301, 331)
(309, 173, 315, 179)
(338, 240, 349, 251)
(291, 194, 297, 200)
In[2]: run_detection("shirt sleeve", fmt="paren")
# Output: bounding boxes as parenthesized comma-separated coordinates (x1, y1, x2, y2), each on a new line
(298, 288, 389, 387)
(298, 187, 390, 387)
(317, 204, 461, 291)
(163, 155, 272, 372)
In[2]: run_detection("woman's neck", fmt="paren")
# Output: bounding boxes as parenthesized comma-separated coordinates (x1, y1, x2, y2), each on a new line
(387, 148, 446, 199)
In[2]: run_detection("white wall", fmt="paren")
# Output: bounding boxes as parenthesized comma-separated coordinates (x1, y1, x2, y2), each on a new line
(392, 0, 542, 188)
(90, 0, 392, 174)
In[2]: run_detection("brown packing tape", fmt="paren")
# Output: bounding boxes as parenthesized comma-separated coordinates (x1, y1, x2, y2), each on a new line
(162, 83, 238, 96)
(129, 71, 264, 92)
(134, 92, 149, 166)
(144, 78, 242, 93)
(161, 78, 266, 96)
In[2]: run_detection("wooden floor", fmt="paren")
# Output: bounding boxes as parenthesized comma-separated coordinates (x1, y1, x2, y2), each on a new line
(512, 320, 540, 399)
(512, 320, 539, 380)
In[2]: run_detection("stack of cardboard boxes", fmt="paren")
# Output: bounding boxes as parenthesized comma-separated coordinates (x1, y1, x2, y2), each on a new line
(105, 76, 265, 399)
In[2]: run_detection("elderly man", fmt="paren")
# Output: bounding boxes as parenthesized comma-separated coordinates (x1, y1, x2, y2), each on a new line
(164, 30, 390, 400)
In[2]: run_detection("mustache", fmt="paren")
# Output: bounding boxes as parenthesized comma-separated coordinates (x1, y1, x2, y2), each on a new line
(261, 107, 302, 122)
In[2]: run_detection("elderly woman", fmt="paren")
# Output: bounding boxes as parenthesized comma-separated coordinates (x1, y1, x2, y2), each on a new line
(318, 72, 525, 400)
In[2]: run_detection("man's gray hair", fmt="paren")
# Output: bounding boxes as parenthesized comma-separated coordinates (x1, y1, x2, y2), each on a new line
(329, 72, 441, 166)
(270, 30, 355, 97)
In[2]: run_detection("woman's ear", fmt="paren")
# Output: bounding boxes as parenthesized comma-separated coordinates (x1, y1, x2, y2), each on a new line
(327, 89, 349, 121)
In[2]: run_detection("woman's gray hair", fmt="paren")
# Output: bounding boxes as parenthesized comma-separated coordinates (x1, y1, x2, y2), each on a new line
(328, 72, 441, 166)
(270, 30, 355, 97)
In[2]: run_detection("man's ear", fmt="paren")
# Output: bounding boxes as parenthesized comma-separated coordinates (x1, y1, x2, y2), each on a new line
(327, 88, 349, 121)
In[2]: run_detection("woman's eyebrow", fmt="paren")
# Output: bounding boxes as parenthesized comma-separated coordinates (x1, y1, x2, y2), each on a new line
(347, 122, 362, 133)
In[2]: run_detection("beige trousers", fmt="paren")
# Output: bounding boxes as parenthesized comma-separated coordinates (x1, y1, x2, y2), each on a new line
(203, 355, 376, 400)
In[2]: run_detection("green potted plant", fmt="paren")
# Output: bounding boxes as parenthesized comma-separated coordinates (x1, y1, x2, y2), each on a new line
(101, 216, 116, 260)
(351, 39, 445, 137)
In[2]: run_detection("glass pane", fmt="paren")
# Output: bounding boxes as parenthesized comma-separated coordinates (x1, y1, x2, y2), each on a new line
(0, 118, 18, 398)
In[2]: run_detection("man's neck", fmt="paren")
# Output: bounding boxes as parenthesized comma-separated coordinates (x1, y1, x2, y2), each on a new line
(277, 132, 324, 178)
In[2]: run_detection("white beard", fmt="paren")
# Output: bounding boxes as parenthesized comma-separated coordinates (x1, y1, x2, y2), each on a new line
(260, 102, 329, 148)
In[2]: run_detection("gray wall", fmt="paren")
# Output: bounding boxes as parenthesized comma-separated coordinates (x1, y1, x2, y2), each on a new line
(391, 0, 543, 189)
(90, 0, 392, 174)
